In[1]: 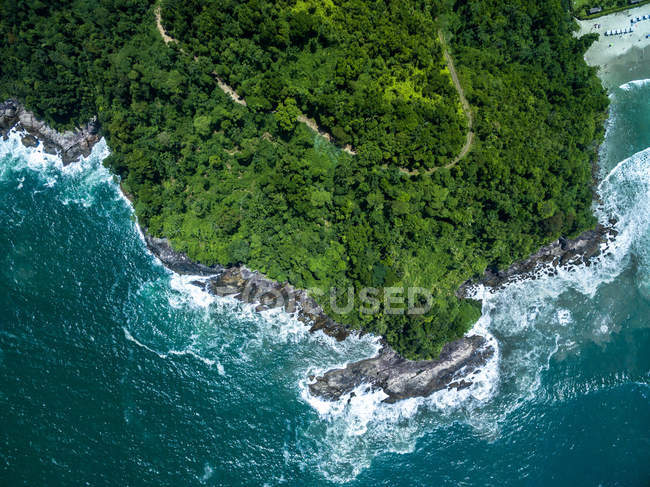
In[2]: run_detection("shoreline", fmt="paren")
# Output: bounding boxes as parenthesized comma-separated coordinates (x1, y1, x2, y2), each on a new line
(0, 99, 615, 404)
(576, 4, 650, 85)
(457, 224, 617, 296)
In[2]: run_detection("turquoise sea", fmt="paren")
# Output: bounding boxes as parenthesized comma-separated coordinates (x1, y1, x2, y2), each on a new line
(1, 65, 649, 484)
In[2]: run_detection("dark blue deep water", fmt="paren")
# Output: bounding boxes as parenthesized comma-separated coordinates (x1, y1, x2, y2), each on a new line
(1, 77, 649, 485)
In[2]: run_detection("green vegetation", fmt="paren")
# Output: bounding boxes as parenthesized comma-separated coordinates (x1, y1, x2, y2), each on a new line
(161, 0, 468, 171)
(572, 0, 650, 19)
(0, 0, 608, 359)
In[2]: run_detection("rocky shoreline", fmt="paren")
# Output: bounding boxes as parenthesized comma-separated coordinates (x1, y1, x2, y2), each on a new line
(147, 235, 495, 402)
(457, 223, 616, 297)
(309, 335, 492, 403)
(145, 234, 351, 342)
(146, 223, 614, 403)
(314, 224, 615, 402)
(0, 99, 100, 164)
(3, 100, 615, 404)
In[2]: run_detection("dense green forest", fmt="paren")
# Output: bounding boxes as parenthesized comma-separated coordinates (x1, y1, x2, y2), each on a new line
(0, 0, 608, 359)
(160, 0, 468, 170)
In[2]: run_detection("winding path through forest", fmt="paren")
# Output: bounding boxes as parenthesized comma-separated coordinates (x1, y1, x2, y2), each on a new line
(155, 5, 354, 153)
(438, 30, 474, 167)
(398, 30, 474, 176)
(155, 7, 472, 166)
(155, 6, 247, 106)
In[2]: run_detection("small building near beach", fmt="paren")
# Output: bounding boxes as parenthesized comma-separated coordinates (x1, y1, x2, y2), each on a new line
(589, 6, 603, 14)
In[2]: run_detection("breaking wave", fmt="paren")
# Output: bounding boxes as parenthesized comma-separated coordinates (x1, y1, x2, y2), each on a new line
(0, 128, 114, 208)
(284, 144, 649, 482)
(618, 78, 650, 91)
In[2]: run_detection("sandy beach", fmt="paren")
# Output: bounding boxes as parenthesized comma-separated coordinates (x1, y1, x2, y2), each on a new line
(577, 5, 650, 84)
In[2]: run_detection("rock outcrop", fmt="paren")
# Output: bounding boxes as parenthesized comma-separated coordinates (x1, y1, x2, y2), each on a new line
(145, 234, 351, 341)
(309, 335, 493, 403)
(146, 223, 614, 404)
(206, 266, 351, 341)
(144, 234, 496, 402)
(309, 223, 615, 403)
(457, 223, 616, 295)
(0, 99, 100, 164)
(145, 235, 224, 276)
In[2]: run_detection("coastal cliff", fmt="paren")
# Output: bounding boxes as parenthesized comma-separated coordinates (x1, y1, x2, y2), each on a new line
(3, 100, 614, 404)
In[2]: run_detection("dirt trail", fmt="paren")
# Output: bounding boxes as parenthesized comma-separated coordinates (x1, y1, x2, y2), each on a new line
(155, 5, 359, 150)
(154, 6, 175, 45)
(156, 6, 247, 106)
(439, 30, 474, 166)
(398, 30, 475, 176)
(297, 115, 356, 154)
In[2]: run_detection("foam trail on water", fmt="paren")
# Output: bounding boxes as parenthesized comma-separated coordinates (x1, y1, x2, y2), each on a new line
(122, 327, 223, 372)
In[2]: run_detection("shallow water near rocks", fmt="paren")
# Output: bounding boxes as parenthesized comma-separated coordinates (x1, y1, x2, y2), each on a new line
(1, 77, 649, 485)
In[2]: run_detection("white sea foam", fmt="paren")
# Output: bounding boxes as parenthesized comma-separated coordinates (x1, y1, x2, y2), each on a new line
(0, 127, 118, 208)
(294, 306, 501, 483)
(123, 326, 165, 358)
(618, 78, 650, 91)
(4, 99, 648, 484)
(557, 309, 573, 326)
(0, 128, 63, 171)
(0, 129, 154, 254)
(168, 273, 216, 309)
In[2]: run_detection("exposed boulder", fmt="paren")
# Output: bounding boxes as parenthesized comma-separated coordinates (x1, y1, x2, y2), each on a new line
(21, 134, 38, 148)
(308, 335, 494, 403)
(0, 99, 101, 164)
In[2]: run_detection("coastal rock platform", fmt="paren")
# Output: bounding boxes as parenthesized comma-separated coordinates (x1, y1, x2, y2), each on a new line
(309, 335, 493, 403)
(457, 223, 616, 296)
(0, 99, 100, 164)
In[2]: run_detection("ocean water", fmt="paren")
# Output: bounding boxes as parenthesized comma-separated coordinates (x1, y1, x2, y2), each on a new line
(1, 79, 649, 486)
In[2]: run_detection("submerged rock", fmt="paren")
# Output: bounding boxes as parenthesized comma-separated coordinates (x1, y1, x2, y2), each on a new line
(20, 134, 38, 148)
(1, 99, 101, 164)
(309, 335, 494, 403)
